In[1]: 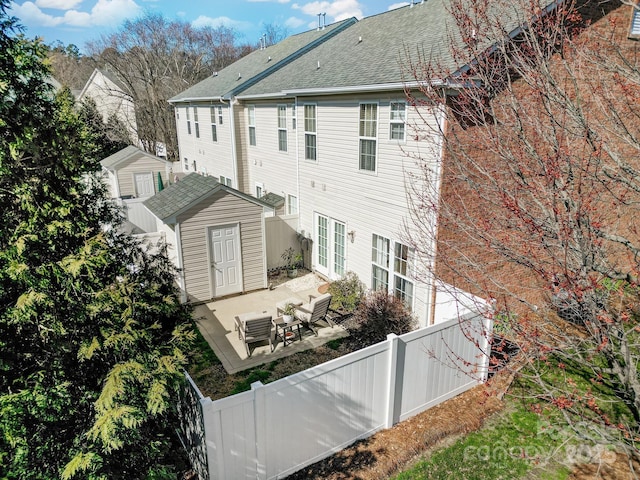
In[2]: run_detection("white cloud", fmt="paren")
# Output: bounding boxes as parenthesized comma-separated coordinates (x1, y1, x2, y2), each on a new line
(35, 0, 82, 9)
(292, 0, 363, 21)
(247, 0, 290, 3)
(388, 2, 409, 10)
(11, 0, 142, 28)
(284, 16, 305, 29)
(192, 15, 252, 31)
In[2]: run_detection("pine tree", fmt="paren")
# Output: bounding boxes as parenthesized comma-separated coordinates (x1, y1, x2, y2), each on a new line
(0, 2, 195, 477)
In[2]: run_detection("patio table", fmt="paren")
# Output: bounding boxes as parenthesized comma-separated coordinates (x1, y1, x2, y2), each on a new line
(272, 316, 302, 347)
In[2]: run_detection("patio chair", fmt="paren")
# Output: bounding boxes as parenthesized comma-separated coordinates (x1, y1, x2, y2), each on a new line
(294, 293, 333, 336)
(234, 312, 273, 357)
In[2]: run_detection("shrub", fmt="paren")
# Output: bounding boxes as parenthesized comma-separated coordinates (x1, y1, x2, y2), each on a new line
(328, 271, 366, 312)
(347, 290, 417, 349)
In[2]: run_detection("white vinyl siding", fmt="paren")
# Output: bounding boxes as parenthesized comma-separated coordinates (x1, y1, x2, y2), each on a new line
(304, 104, 317, 161)
(248, 105, 256, 146)
(389, 101, 406, 141)
(359, 103, 378, 171)
(277, 104, 287, 152)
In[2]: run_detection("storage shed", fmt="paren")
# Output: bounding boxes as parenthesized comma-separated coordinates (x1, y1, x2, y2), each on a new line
(144, 173, 274, 303)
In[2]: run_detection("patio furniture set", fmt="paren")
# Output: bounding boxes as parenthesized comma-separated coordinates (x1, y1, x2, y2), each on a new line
(234, 293, 333, 357)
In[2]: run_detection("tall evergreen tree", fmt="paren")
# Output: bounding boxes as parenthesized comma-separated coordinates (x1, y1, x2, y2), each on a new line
(0, 2, 195, 478)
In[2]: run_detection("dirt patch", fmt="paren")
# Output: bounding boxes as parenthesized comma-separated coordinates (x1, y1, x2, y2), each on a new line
(569, 455, 640, 480)
(286, 373, 510, 480)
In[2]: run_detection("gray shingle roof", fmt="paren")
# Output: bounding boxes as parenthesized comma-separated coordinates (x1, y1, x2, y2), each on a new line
(238, 0, 553, 97)
(239, 2, 456, 96)
(260, 192, 285, 208)
(169, 18, 356, 103)
(143, 172, 273, 222)
(100, 145, 170, 169)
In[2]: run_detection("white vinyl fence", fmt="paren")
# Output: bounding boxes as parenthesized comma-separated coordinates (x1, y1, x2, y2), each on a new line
(189, 311, 492, 480)
(264, 214, 299, 270)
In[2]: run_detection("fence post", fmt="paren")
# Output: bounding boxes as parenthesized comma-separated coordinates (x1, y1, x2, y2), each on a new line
(252, 381, 268, 480)
(200, 397, 225, 480)
(385, 334, 400, 428)
(480, 314, 494, 383)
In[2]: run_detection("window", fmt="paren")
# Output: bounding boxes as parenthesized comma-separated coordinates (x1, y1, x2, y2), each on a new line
(255, 183, 263, 198)
(389, 102, 406, 141)
(248, 105, 256, 146)
(278, 105, 287, 152)
(393, 242, 414, 307)
(630, 5, 640, 38)
(287, 194, 298, 215)
(371, 234, 390, 291)
(218, 106, 223, 124)
(183, 157, 189, 171)
(317, 215, 328, 269)
(371, 235, 414, 309)
(359, 103, 377, 171)
(304, 104, 317, 160)
(219, 175, 232, 187)
(186, 107, 191, 135)
(194, 107, 200, 138)
(210, 107, 217, 142)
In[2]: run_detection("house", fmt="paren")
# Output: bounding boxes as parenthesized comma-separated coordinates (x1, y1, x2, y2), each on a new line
(168, 3, 473, 325)
(78, 68, 138, 146)
(100, 145, 172, 232)
(143, 173, 274, 303)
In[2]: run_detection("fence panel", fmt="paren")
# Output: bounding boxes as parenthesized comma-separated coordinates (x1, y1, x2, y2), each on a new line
(264, 215, 299, 270)
(193, 312, 491, 480)
(123, 197, 157, 233)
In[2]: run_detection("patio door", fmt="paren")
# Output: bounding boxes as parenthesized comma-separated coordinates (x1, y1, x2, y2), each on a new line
(208, 224, 243, 297)
(315, 213, 346, 280)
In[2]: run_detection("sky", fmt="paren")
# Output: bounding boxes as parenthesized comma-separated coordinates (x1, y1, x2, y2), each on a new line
(8, 0, 411, 52)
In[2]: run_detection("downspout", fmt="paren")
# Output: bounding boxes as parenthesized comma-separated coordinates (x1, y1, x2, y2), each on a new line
(428, 104, 447, 325)
(224, 96, 239, 190)
(174, 222, 188, 304)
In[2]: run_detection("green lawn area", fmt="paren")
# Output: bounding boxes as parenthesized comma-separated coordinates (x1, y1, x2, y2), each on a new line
(392, 401, 573, 480)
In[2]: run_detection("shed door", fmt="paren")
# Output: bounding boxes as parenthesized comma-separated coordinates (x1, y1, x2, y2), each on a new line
(209, 224, 243, 297)
(134, 172, 155, 197)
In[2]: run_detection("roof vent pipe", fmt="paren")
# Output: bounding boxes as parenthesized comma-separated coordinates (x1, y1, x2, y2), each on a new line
(317, 13, 321, 30)
(322, 13, 326, 29)
(317, 60, 320, 69)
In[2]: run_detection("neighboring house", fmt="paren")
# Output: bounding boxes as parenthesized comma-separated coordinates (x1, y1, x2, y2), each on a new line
(78, 68, 138, 146)
(143, 173, 274, 303)
(100, 145, 172, 233)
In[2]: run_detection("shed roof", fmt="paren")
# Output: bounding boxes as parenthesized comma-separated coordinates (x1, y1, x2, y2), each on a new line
(169, 18, 356, 103)
(260, 192, 285, 208)
(100, 145, 171, 169)
(143, 173, 273, 223)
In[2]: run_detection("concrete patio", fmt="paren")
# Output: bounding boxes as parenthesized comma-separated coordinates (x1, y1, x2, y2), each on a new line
(193, 273, 349, 374)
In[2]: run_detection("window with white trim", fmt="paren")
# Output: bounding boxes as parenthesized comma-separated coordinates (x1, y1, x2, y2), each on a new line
(287, 194, 298, 215)
(248, 105, 256, 146)
(210, 107, 217, 142)
(371, 234, 390, 291)
(183, 157, 189, 171)
(219, 175, 232, 187)
(194, 106, 200, 138)
(371, 234, 415, 309)
(218, 106, 223, 124)
(277, 105, 287, 152)
(255, 183, 263, 198)
(304, 104, 317, 161)
(334, 222, 346, 277)
(186, 107, 191, 135)
(359, 103, 377, 171)
(389, 101, 406, 141)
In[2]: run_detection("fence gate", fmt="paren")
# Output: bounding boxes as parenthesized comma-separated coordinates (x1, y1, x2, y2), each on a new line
(177, 372, 209, 480)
